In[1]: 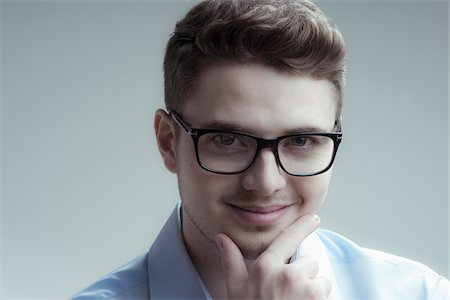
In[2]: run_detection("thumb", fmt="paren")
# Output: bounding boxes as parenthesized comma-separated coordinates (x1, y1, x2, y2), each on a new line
(215, 233, 248, 294)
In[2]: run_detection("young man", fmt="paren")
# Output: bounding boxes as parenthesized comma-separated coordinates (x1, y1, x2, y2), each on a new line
(72, 0, 449, 299)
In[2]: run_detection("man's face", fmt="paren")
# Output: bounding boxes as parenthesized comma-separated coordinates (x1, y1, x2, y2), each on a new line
(172, 63, 337, 259)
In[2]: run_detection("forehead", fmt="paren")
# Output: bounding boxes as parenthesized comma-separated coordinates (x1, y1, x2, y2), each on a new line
(182, 63, 337, 137)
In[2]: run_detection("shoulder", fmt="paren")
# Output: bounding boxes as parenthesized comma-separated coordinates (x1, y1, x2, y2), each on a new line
(70, 254, 149, 300)
(316, 229, 449, 299)
(316, 228, 437, 272)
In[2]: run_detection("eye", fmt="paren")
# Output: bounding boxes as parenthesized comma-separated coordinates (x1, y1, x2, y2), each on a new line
(291, 136, 308, 147)
(215, 133, 237, 146)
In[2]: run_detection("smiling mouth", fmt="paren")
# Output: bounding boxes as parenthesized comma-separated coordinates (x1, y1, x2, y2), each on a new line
(228, 203, 294, 226)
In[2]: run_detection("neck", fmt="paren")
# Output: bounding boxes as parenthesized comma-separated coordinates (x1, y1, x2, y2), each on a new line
(181, 209, 229, 299)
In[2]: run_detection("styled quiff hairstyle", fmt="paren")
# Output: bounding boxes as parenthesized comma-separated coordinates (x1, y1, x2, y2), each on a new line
(164, 0, 346, 119)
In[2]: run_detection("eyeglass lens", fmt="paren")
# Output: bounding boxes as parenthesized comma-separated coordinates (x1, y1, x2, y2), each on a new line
(196, 132, 335, 175)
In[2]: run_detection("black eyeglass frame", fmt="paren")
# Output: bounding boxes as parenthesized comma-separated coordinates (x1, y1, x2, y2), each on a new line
(170, 110, 343, 177)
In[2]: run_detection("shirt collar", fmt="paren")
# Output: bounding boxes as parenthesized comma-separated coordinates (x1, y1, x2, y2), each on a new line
(148, 203, 341, 299)
(148, 202, 209, 299)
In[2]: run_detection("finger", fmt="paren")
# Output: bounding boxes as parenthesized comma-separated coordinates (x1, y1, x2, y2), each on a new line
(216, 233, 248, 293)
(314, 276, 332, 297)
(262, 214, 320, 263)
(296, 255, 319, 279)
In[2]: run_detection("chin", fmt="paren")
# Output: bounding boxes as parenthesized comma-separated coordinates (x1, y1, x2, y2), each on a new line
(228, 232, 277, 260)
(222, 218, 296, 259)
(238, 242, 268, 260)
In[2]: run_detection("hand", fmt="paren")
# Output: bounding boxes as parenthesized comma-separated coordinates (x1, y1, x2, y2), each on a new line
(215, 214, 332, 300)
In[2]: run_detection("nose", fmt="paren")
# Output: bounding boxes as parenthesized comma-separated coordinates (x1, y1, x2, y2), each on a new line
(241, 149, 287, 196)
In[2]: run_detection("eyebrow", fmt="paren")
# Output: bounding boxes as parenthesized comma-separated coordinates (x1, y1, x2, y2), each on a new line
(197, 121, 332, 135)
(284, 127, 332, 134)
(197, 121, 249, 133)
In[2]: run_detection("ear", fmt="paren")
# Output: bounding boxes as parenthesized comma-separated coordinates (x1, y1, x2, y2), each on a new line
(154, 109, 177, 173)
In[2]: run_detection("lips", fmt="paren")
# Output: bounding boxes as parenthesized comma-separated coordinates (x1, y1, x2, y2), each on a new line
(228, 203, 294, 226)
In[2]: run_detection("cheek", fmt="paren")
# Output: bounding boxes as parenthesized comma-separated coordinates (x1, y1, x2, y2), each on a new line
(175, 139, 239, 204)
(292, 172, 331, 212)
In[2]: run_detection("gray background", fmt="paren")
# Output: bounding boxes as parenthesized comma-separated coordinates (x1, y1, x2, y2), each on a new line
(1, 0, 448, 299)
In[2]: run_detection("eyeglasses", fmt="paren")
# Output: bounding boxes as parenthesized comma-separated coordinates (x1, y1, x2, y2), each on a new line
(170, 111, 342, 177)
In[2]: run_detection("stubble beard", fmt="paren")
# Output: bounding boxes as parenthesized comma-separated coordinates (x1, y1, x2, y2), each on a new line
(179, 181, 295, 260)
(183, 202, 273, 259)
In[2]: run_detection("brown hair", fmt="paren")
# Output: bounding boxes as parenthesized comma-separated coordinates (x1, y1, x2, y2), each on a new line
(163, 0, 346, 119)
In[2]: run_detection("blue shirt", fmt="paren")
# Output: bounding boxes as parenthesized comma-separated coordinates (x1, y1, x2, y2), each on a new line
(71, 204, 449, 299)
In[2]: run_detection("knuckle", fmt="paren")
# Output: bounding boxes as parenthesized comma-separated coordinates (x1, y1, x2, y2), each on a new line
(233, 272, 249, 285)
(253, 262, 266, 276)
(317, 276, 332, 296)
(304, 282, 321, 299)
(299, 255, 319, 278)
(256, 252, 278, 271)
(302, 278, 331, 300)
(281, 269, 299, 285)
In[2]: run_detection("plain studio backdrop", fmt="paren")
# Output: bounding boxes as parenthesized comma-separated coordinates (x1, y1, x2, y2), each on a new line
(1, 0, 448, 299)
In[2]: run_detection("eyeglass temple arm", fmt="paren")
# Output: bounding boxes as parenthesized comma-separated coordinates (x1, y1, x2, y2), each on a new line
(169, 110, 197, 136)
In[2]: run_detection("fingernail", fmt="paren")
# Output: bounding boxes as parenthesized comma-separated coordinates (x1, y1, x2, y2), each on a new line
(215, 236, 223, 253)
(312, 214, 321, 223)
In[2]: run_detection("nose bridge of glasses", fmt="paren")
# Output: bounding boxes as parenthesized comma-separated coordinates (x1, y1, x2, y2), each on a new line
(249, 138, 285, 178)
(256, 137, 278, 151)
(253, 137, 281, 163)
